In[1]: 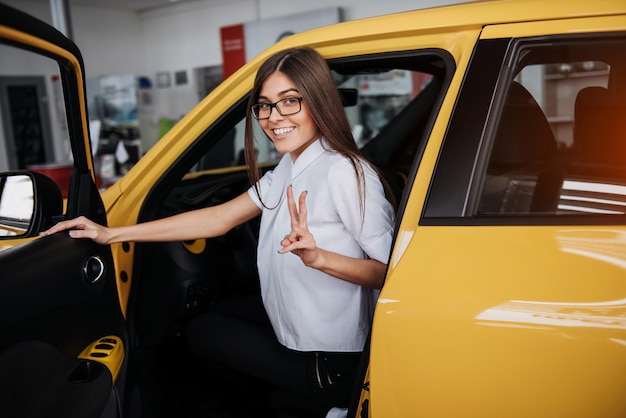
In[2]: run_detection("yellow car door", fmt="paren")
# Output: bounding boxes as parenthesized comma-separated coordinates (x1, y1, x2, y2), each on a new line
(372, 8, 626, 418)
(0, 5, 127, 417)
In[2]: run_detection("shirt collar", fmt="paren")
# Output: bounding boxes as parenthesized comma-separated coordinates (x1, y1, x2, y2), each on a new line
(289, 136, 327, 179)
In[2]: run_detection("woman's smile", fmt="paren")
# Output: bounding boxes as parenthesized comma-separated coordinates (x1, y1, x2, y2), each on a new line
(272, 126, 295, 137)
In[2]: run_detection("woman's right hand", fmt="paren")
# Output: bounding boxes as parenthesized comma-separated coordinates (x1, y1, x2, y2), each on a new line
(40, 216, 112, 245)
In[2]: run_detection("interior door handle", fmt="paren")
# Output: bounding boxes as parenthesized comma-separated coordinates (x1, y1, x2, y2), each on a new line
(83, 255, 104, 284)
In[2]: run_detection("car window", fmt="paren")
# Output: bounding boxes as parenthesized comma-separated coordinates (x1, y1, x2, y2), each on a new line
(475, 37, 626, 217)
(0, 43, 70, 175)
(177, 51, 451, 213)
(187, 69, 437, 170)
(148, 50, 452, 227)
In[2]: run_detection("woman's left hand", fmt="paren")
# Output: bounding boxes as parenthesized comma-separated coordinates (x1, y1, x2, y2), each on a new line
(279, 185, 386, 288)
(279, 185, 319, 266)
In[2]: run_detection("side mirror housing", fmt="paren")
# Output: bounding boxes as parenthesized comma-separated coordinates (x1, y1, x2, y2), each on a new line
(0, 171, 64, 239)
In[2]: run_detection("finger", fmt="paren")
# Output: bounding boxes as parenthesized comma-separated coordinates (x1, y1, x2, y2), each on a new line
(286, 185, 299, 227)
(278, 239, 306, 254)
(41, 216, 86, 236)
(68, 229, 98, 240)
(297, 191, 308, 229)
(281, 234, 296, 247)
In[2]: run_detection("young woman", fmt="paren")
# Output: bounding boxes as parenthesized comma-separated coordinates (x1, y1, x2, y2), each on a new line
(43, 47, 395, 417)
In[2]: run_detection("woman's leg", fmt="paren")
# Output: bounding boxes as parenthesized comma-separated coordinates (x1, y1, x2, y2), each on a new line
(186, 294, 361, 415)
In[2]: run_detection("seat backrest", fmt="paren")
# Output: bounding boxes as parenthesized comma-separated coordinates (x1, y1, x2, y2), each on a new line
(360, 76, 443, 200)
(479, 81, 562, 213)
(573, 86, 626, 167)
(490, 81, 557, 170)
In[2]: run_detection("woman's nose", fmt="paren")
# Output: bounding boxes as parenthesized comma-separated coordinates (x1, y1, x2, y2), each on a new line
(268, 106, 284, 122)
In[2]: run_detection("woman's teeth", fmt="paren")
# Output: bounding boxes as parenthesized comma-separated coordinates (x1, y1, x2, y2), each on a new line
(273, 127, 294, 135)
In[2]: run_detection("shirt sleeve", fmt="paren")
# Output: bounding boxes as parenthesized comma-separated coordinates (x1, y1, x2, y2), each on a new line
(327, 157, 395, 264)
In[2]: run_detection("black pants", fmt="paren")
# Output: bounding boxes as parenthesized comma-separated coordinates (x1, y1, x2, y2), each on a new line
(186, 294, 361, 417)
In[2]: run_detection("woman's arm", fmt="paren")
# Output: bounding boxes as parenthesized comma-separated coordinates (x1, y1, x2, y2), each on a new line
(279, 186, 387, 289)
(303, 248, 387, 289)
(42, 191, 261, 245)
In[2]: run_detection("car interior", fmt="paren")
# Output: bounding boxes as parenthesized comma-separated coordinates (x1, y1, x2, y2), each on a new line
(123, 50, 452, 417)
(477, 37, 626, 218)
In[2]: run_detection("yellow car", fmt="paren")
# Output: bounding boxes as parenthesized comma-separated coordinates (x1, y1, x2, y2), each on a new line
(1, 1, 625, 417)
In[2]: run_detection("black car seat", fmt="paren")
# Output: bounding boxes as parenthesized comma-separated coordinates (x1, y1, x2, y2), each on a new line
(479, 81, 563, 214)
(573, 86, 626, 168)
(360, 75, 443, 202)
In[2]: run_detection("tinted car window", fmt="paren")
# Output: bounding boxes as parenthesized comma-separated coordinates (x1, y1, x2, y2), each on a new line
(188, 68, 438, 172)
(180, 51, 452, 206)
(475, 37, 626, 217)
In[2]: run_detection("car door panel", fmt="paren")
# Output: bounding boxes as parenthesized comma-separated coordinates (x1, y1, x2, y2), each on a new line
(373, 17, 626, 417)
(0, 234, 124, 353)
(0, 234, 126, 417)
(0, 4, 127, 417)
(0, 340, 112, 418)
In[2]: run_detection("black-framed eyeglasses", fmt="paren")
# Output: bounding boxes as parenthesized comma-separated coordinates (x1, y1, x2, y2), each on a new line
(251, 97, 303, 120)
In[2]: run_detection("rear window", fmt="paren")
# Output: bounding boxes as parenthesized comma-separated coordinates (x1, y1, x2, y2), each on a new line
(475, 37, 626, 217)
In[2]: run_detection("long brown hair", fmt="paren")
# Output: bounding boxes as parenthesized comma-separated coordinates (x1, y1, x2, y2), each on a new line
(244, 47, 394, 213)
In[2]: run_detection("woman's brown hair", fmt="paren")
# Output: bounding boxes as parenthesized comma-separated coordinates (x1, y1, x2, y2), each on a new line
(244, 47, 395, 213)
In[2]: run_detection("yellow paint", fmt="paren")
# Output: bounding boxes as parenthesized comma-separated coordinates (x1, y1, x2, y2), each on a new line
(183, 239, 206, 255)
(78, 335, 125, 382)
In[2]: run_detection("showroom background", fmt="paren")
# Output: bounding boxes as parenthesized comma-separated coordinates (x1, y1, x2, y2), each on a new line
(1, 0, 469, 175)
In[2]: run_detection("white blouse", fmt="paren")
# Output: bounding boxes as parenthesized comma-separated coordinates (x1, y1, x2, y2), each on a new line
(248, 138, 394, 352)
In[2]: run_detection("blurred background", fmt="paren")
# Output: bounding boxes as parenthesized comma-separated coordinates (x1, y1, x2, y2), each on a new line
(0, 0, 471, 188)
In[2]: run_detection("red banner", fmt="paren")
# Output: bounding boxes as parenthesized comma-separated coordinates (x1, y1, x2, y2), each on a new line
(220, 23, 246, 79)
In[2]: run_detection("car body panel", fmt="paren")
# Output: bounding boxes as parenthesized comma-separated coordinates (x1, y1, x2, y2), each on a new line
(372, 9, 626, 418)
(374, 226, 626, 417)
(0, 5, 126, 416)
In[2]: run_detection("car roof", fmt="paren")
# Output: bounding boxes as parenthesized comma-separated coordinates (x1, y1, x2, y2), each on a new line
(337, 0, 626, 34)
(277, 0, 625, 51)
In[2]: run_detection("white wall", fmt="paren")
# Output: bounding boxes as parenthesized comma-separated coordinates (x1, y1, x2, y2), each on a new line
(256, 0, 453, 20)
(139, 0, 259, 134)
(4, 1, 145, 76)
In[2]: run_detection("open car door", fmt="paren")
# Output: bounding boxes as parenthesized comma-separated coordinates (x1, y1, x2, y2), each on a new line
(0, 5, 127, 417)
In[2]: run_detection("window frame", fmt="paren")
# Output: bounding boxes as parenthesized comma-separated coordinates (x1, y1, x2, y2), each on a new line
(422, 33, 626, 226)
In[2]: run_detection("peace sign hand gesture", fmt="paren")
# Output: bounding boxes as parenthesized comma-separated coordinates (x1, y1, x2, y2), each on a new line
(277, 185, 387, 289)
(278, 185, 319, 267)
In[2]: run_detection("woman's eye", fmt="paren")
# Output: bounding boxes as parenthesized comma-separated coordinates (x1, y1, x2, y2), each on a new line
(283, 98, 297, 105)
(258, 103, 271, 110)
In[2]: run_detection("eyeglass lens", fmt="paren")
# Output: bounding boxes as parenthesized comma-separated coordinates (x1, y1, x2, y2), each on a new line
(252, 97, 302, 119)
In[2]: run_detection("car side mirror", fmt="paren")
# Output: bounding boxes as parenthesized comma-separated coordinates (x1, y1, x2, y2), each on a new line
(0, 171, 64, 239)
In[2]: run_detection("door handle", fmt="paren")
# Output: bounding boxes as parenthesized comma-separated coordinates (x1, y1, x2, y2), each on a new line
(83, 255, 104, 284)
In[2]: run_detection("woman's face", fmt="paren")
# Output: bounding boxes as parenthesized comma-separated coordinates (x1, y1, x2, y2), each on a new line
(257, 71, 320, 161)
